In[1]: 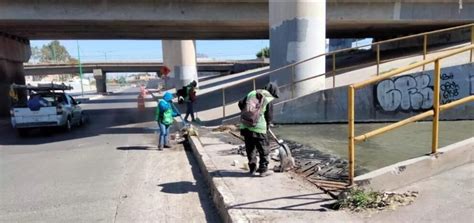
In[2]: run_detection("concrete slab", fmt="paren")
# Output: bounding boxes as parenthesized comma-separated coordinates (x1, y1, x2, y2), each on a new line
(362, 163, 474, 223)
(187, 129, 359, 223)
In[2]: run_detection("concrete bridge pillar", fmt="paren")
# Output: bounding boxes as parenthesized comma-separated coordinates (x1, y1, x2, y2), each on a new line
(0, 34, 31, 117)
(269, 0, 326, 99)
(162, 40, 198, 90)
(93, 69, 107, 93)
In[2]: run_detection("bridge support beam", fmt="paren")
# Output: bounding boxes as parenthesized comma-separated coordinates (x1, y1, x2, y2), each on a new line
(269, 0, 326, 100)
(0, 34, 31, 117)
(162, 40, 198, 90)
(93, 69, 107, 93)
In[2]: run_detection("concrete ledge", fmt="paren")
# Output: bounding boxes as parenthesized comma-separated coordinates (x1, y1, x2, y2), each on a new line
(355, 137, 474, 191)
(187, 135, 249, 223)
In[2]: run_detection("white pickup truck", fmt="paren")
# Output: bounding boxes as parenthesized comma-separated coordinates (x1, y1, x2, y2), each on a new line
(10, 84, 86, 136)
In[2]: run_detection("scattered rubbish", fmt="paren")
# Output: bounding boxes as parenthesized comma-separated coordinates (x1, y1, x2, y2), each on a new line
(212, 124, 239, 132)
(232, 160, 239, 166)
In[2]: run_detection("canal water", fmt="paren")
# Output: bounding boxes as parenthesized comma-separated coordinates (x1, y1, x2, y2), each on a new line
(273, 121, 473, 173)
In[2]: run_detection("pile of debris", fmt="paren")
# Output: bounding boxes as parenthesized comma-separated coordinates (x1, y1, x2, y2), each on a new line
(335, 188, 419, 212)
(286, 140, 369, 182)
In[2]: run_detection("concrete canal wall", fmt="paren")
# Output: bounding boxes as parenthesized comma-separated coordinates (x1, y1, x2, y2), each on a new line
(274, 63, 474, 124)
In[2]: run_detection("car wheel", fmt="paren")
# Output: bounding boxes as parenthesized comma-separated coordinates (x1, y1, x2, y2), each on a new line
(79, 112, 87, 126)
(63, 118, 72, 132)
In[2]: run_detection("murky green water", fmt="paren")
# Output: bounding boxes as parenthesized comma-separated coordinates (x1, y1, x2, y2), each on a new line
(273, 121, 473, 172)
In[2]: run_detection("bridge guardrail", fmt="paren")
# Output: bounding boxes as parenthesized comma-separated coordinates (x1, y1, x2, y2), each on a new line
(346, 44, 474, 185)
(220, 23, 474, 119)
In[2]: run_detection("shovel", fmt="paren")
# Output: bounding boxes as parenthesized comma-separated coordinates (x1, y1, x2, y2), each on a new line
(268, 129, 295, 172)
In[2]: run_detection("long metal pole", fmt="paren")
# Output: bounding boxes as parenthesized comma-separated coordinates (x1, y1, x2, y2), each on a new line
(376, 44, 380, 76)
(222, 88, 226, 118)
(332, 53, 336, 88)
(348, 86, 355, 185)
(432, 60, 441, 154)
(76, 40, 84, 97)
(291, 66, 295, 98)
(471, 25, 474, 62)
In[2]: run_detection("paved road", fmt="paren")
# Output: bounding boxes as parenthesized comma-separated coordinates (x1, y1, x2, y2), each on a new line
(0, 87, 220, 222)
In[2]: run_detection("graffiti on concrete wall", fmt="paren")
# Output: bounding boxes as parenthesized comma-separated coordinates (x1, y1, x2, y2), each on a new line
(440, 73, 460, 104)
(376, 74, 433, 112)
(376, 70, 474, 112)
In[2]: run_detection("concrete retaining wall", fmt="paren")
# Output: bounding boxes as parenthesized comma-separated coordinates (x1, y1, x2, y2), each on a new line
(355, 137, 473, 191)
(187, 136, 249, 223)
(274, 63, 474, 123)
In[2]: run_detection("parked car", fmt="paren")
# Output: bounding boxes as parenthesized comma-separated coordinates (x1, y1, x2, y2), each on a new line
(10, 83, 87, 136)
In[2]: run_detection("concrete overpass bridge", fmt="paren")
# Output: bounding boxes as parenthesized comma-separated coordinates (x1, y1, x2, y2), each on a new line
(23, 61, 268, 76)
(1, 0, 474, 39)
(1, 0, 474, 116)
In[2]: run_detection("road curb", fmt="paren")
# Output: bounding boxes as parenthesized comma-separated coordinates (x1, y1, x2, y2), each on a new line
(187, 135, 250, 223)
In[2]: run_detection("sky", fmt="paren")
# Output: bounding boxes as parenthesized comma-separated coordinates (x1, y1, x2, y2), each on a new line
(30, 40, 270, 63)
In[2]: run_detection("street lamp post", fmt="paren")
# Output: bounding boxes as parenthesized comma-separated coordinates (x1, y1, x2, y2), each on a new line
(76, 40, 84, 97)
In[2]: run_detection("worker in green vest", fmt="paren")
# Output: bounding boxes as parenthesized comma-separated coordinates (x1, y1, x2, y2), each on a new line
(155, 92, 180, 150)
(238, 82, 280, 176)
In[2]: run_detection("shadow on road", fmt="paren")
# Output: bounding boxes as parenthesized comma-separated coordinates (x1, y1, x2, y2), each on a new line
(157, 181, 197, 194)
(229, 192, 332, 212)
(116, 146, 154, 150)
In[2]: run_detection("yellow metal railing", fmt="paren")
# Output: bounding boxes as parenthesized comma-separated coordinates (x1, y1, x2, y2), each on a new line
(219, 23, 474, 120)
(347, 44, 474, 185)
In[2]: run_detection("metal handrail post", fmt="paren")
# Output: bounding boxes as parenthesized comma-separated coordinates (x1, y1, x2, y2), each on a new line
(423, 34, 428, 71)
(348, 85, 355, 185)
(222, 88, 226, 118)
(432, 60, 441, 154)
(332, 53, 336, 88)
(471, 25, 474, 62)
(376, 44, 380, 75)
(291, 66, 295, 98)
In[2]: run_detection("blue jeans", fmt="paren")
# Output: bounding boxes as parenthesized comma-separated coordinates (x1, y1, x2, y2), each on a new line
(184, 101, 195, 121)
(158, 122, 170, 146)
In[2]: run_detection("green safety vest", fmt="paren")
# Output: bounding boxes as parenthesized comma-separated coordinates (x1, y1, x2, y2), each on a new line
(155, 99, 174, 125)
(240, 89, 275, 134)
(184, 86, 193, 102)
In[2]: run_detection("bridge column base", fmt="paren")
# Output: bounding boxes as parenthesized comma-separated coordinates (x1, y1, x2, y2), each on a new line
(93, 69, 107, 93)
(269, 0, 326, 100)
(162, 40, 198, 90)
(0, 34, 31, 117)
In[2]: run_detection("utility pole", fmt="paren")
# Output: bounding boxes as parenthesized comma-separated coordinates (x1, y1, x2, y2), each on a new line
(76, 40, 84, 97)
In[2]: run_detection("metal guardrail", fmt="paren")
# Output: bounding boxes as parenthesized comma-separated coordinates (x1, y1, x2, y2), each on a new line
(347, 44, 474, 185)
(220, 23, 474, 119)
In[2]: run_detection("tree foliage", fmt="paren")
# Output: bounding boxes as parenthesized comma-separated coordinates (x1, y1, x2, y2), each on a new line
(256, 47, 270, 59)
(38, 40, 76, 64)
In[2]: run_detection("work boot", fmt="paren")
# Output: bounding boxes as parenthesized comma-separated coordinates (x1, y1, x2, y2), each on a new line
(249, 163, 257, 176)
(158, 144, 163, 151)
(257, 165, 267, 174)
(257, 165, 272, 177)
(164, 144, 172, 149)
(259, 170, 273, 177)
